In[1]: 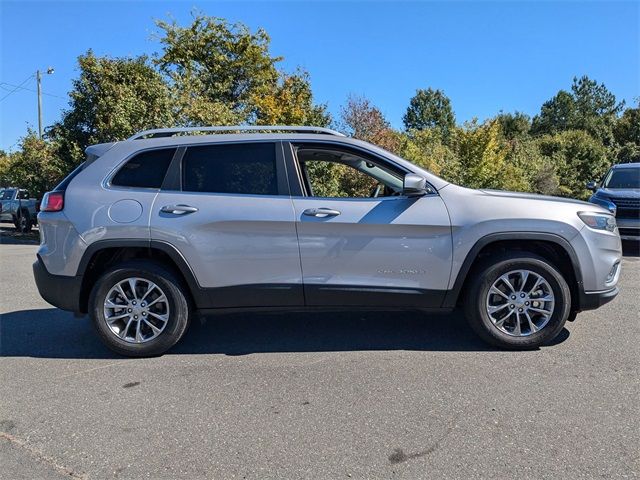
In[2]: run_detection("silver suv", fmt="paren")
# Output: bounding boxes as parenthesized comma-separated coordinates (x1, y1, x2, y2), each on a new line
(33, 126, 622, 356)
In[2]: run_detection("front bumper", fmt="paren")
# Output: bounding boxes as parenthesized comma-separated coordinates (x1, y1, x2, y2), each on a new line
(578, 287, 619, 311)
(33, 256, 82, 312)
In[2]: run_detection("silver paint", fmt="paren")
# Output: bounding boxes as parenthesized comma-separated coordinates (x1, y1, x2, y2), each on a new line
(37, 131, 622, 302)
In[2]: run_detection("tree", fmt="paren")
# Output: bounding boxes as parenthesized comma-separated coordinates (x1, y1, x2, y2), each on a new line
(339, 95, 400, 152)
(531, 90, 577, 135)
(403, 88, 455, 137)
(154, 14, 281, 125)
(614, 143, 640, 164)
(0, 132, 67, 198)
(496, 111, 531, 140)
(531, 76, 623, 145)
(449, 120, 529, 191)
(537, 130, 609, 198)
(395, 129, 457, 177)
(505, 137, 560, 195)
(51, 50, 174, 164)
(252, 70, 331, 127)
(614, 103, 640, 146)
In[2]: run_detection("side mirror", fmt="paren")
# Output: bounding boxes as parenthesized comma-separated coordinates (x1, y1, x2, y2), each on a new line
(586, 181, 597, 191)
(403, 174, 428, 197)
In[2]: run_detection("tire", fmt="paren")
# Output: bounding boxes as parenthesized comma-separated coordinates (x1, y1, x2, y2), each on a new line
(88, 260, 191, 357)
(14, 210, 32, 233)
(463, 252, 571, 349)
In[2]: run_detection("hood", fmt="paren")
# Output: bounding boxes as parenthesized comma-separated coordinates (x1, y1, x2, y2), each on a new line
(594, 187, 640, 199)
(479, 189, 594, 207)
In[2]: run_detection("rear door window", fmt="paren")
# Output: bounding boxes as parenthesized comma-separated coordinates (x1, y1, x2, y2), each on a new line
(182, 142, 278, 195)
(111, 148, 176, 189)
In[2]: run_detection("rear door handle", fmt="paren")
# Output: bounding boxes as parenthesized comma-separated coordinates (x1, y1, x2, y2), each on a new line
(302, 208, 341, 218)
(160, 204, 199, 215)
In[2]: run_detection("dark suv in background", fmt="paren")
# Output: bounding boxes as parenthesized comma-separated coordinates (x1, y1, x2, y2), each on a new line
(588, 162, 640, 241)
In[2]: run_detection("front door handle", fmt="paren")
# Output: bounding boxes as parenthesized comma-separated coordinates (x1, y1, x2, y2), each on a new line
(160, 204, 199, 215)
(302, 208, 341, 218)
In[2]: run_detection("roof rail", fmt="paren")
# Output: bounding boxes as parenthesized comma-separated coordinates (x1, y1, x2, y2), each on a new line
(127, 125, 346, 140)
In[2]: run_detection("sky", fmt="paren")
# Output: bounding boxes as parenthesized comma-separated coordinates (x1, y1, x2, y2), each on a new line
(1, 0, 638, 151)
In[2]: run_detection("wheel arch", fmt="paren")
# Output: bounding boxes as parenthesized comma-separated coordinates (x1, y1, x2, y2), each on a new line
(77, 240, 206, 313)
(443, 232, 583, 311)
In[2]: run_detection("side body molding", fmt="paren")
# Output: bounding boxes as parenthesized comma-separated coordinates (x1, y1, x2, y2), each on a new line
(77, 233, 585, 312)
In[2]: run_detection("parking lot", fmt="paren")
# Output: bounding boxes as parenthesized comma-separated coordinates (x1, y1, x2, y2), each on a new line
(1, 230, 638, 479)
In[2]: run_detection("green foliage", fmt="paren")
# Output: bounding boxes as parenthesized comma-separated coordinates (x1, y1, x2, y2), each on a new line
(505, 138, 560, 195)
(614, 143, 640, 164)
(614, 104, 640, 146)
(154, 14, 281, 125)
(449, 120, 529, 191)
(50, 50, 174, 166)
(0, 132, 67, 198)
(531, 90, 576, 135)
(154, 14, 329, 127)
(537, 130, 609, 199)
(396, 129, 456, 177)
(305, 161, 378, 198)
(496, 111, 531, 140)
(403, 88, 455, 138)
(4, 14, 630, 203)
(531, 76, 624, 145)
(253, 71, 331, 127)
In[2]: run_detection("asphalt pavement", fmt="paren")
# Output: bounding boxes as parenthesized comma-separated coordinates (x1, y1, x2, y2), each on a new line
(1, 237, 638, 479)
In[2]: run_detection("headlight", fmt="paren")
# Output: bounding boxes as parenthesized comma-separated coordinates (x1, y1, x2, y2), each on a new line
(589, 195, 617, 215)
(578, 212, 617, 232)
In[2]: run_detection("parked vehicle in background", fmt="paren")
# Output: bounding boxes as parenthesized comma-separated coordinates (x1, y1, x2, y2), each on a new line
(33, 126, 622, 357)
(0, 187, 38, 232)
(587, 162, 640, 241)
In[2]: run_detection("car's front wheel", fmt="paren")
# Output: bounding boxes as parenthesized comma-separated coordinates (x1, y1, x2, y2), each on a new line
(464, 252, 571, 349)
(89, 261, 191, 357)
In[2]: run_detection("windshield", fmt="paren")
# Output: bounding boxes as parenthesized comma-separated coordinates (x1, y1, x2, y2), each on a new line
(603, 168, 640, 189)
(0, 189, 15, 200)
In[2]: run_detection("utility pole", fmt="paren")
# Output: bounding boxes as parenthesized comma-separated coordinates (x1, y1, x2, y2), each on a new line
(37, 70, 42, 138)
(36, 67, 54, 138)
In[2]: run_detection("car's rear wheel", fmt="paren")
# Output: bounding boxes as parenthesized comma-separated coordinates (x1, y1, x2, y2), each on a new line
(89, 261, 191, 357)
(464, 252, 571, 349)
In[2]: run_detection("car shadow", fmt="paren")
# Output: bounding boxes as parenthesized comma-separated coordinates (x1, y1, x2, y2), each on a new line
(0, 307, 569, 359)
(0, 233, 39, 245)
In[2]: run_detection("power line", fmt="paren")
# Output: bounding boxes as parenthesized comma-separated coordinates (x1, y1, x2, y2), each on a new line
(0, 74, 35, 102)
(0, 82, 66, 100)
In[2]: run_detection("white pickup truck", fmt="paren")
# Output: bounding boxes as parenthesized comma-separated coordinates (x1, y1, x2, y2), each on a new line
(0, 187, 38, 232)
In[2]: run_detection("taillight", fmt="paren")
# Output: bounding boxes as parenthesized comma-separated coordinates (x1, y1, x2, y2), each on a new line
(41, 191, 64, 212)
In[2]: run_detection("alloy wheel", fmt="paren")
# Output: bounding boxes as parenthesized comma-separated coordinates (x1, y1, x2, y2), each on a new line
(485, 269, 555, 336)
(103, 277, 170, 343)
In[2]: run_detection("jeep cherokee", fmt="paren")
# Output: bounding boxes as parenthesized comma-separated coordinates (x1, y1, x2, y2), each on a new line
(33, 126, 622, 356)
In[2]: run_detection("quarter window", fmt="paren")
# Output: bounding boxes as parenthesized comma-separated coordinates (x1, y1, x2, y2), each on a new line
(182, 143, 278, 195)
(111, 148, 176, 189)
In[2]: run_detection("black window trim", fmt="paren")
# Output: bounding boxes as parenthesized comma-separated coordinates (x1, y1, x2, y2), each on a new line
(165, 139, 290, 196)
(105, 146, 180, 192)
